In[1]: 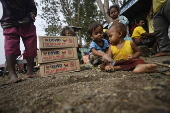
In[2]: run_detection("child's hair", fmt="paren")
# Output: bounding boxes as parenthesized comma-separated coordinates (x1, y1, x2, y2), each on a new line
(109, 22, 127, 38)
(107, 4, 120, 16)
(87, 22, 103, 36)
(136, 18, 146, 24)
(60, 26, 76, 36)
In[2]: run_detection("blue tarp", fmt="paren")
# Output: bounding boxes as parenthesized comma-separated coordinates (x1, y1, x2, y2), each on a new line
(120, 0, 138, 14)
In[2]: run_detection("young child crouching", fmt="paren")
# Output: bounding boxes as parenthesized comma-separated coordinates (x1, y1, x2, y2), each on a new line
(87, 22, 109, 68)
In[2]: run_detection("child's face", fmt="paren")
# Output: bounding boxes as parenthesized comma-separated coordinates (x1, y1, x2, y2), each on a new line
(107, 26, 120, 45)
(65, 30, 73, 36)
(91, 26, 103, 42)
(109, 7, 119, 20)
(138, 20, 145, 27)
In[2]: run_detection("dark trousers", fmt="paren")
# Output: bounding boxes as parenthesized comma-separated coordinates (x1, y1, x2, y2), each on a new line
(153, 0, 170, 52)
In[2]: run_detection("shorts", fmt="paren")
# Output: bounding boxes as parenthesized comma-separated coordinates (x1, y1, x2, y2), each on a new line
(115, 58, 145, 70)
(137, 38, 155, 48)
(100, 58, 145, 71)
(3, 24, 37, 56)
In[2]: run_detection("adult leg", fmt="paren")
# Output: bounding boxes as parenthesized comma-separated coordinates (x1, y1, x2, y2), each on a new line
(26, 56, 39, 77)
(5, 55, 20, 83)
(153, 0, 170, 53)
(3, 27, 21, 83)
(163, 0, 170, 23)
(21, 24, 40, 77)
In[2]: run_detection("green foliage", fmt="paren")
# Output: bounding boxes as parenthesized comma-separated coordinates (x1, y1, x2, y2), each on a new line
(38, 0, 62, 36)
(39, 0, 104, 43)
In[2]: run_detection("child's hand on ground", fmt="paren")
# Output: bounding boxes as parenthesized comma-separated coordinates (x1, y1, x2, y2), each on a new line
(104, 65, 112, 71)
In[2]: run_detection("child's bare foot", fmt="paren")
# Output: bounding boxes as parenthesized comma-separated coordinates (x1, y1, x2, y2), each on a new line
(25, 72, 40, 78)
(7, 74, 22, 84)
(133, 64, 158, 73)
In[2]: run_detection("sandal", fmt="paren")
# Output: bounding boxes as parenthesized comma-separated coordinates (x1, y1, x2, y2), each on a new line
(162, 60, 170, 64)
(148, 50, 158, 55)
(153, 52, 170, 57)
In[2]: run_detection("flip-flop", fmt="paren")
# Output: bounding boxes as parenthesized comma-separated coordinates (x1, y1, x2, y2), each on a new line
(153, 53, 165, 57)
(153, 53, 170, 57)
(148, 50, 158, 55)
(162, 60, 170, 64)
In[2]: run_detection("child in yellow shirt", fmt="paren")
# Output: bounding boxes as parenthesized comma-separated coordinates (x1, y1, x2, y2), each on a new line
(101, 22, 157, 73)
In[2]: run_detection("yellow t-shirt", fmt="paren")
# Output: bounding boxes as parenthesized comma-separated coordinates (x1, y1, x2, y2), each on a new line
(111, 41, 134, 61)
(153, 0, 167, 14)
(131, 26, 146, 39)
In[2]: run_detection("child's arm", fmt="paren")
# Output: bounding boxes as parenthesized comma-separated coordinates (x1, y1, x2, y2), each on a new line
(91, 48, 105, 57)
(106, 46, 112, 58)
(142, 32, 155, 38)
(102, 46, 114, 62)
(130, 41, 141, 59)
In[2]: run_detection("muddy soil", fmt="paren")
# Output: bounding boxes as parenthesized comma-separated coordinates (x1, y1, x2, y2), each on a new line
(0, 56, 170, 113)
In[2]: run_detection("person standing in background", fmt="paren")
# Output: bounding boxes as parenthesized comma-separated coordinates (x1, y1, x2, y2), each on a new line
(107, 4, 132, 41)
(152, 0, 170, 56)
(147, 9, 154, 34)
(0, 0, 39, 83)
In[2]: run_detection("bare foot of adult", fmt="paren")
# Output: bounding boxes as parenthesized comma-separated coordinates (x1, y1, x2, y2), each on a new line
(133, 64, 158, 73)
(25, 72, 40, 78)
(7, 74, 22, 84)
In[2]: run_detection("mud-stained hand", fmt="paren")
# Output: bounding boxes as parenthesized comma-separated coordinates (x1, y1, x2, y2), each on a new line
(104, 65, 115, 72)
(105, 65, 111, 71)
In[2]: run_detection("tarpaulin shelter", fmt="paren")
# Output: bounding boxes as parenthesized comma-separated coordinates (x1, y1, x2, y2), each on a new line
(120, 0, 152, 22)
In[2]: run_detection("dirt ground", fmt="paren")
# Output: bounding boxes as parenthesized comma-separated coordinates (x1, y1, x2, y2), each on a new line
(0, 56, 170, 113)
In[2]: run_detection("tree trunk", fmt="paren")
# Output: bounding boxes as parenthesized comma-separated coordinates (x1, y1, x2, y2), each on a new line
(77, 0, 82, 45)
(114, 0, 118, 4)
(96, 0, 112, 23)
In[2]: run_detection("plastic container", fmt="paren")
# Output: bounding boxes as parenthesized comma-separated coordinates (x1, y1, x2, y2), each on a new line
(103, 54, 116, 66)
